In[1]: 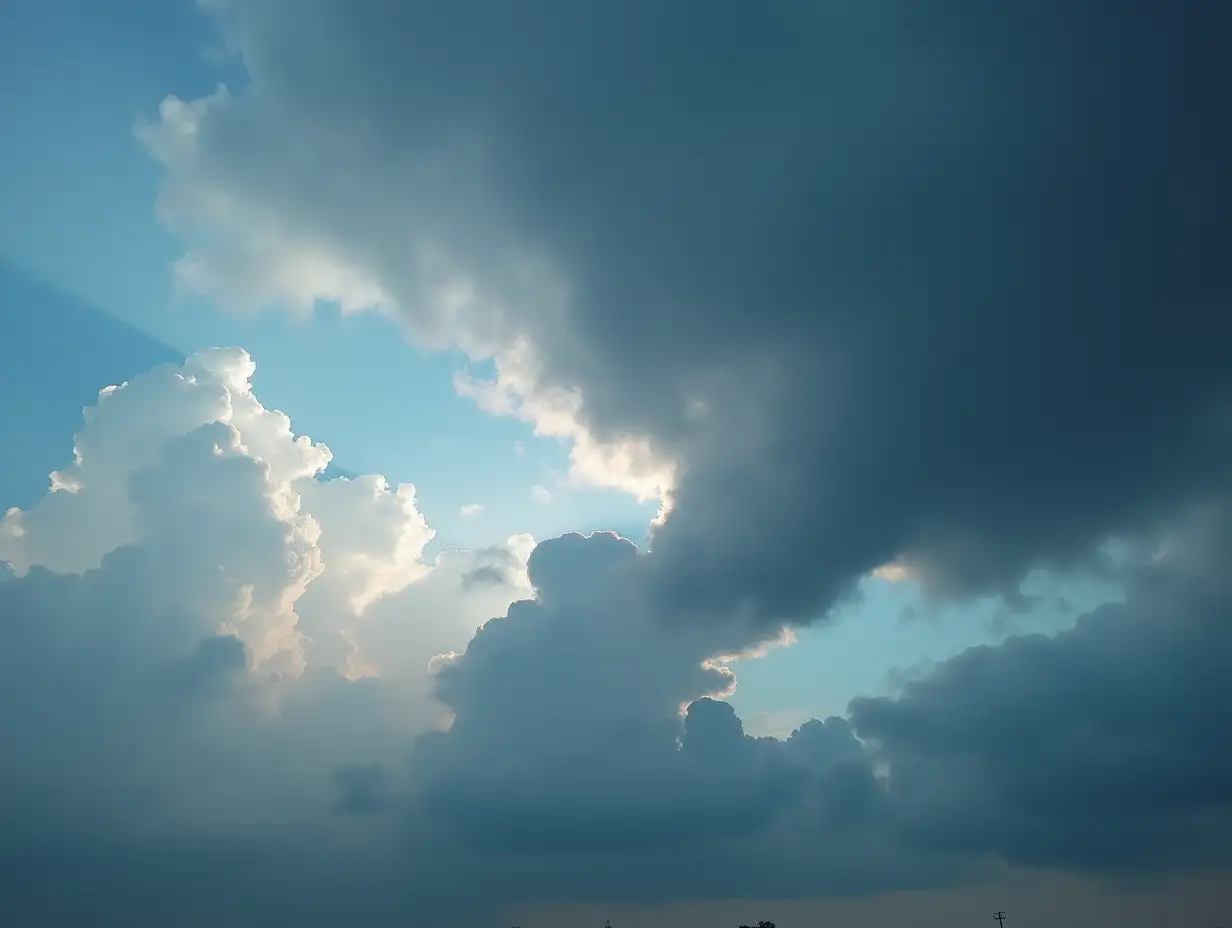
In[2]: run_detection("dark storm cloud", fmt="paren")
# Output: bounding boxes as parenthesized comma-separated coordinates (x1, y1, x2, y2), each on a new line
(409, 533, 917, 886)
(172, 0, 1232, 631)
(852, 500, 1232, 873)
(402, 514, 1232, 901)
(413, 532, 776, 855)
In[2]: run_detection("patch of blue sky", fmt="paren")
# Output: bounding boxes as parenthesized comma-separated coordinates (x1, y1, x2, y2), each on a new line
(729, 562, 1131, 735)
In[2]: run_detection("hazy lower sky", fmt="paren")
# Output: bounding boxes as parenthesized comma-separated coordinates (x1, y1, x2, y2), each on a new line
(1, 1, 1229, 925)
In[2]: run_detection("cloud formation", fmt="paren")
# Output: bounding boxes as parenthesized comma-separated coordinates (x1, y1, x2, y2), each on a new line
(852, 499, 1232, 874)
(7, 0, 1230, 920)
(0, 351, 529, 862)
(398, 507, 1232, 911)
(2, 350, 1231, 922)
(144, 0, 1231, 633)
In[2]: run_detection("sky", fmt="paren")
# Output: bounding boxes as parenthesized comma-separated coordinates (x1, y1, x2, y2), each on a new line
(0, 1, 1228, 926)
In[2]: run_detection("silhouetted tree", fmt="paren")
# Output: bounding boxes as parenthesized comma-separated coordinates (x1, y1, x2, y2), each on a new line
(738, 921, 775, 928)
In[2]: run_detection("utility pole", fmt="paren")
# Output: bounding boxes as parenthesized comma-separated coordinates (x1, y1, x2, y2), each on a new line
(994, 912, 1007, 928)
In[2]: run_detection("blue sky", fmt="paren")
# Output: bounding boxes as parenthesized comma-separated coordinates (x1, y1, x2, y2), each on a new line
(0, 0, 1125, 731)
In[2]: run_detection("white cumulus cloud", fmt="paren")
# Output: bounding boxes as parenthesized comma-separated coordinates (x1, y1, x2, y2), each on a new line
(0, 348, 531, 675)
